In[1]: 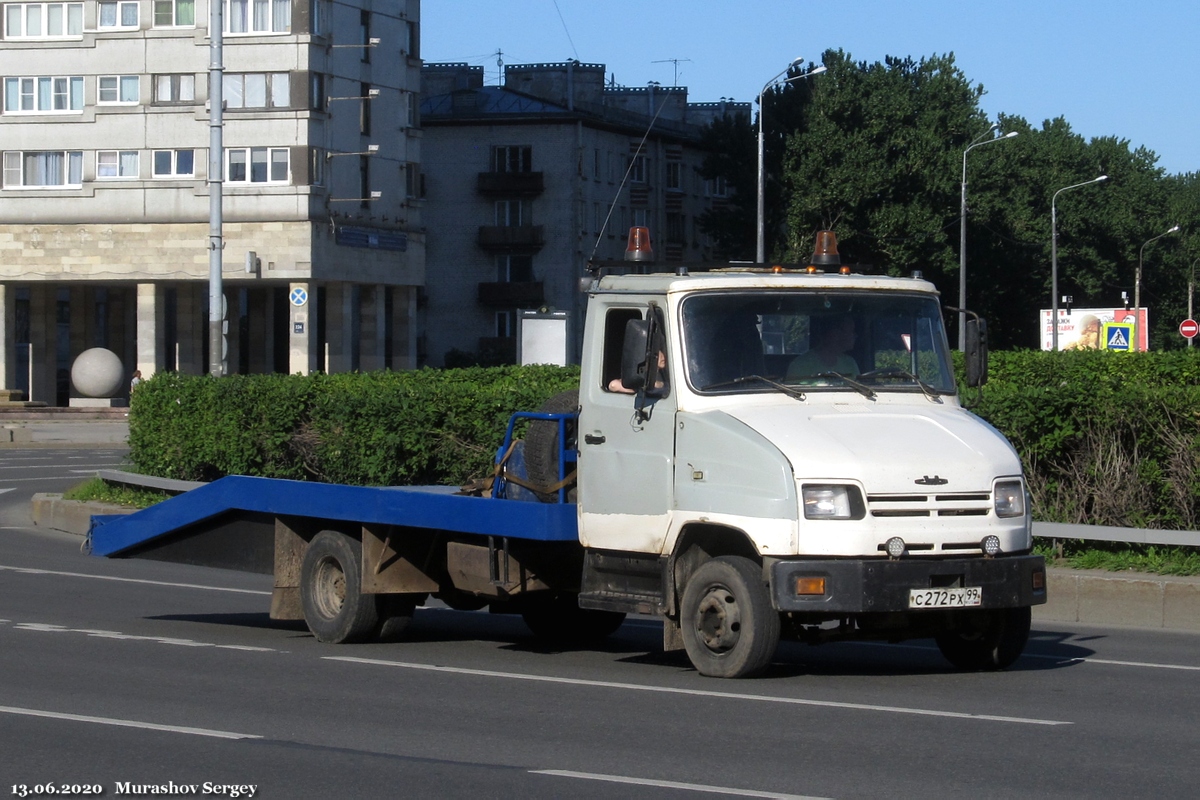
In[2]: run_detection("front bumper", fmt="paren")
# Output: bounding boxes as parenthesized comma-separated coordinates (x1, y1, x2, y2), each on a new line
(770, 554, 1046, 614)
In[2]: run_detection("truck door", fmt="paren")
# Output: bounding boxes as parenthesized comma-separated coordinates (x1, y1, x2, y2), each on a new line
(578, 305, 676, 555)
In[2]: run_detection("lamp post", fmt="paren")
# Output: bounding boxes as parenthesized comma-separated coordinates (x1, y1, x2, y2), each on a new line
(958, 125, 1018, 350)
(756, 59, 825, 263)
(1050, 175, 1107, 350)
(1133, 224, 1181, 351)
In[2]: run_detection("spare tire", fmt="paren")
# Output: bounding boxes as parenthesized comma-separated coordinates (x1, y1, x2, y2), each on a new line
(524, 389, 579, 502)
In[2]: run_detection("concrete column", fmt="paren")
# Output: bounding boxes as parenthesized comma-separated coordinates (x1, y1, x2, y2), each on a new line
(27, 285, 53, 404)
(176, 283, 205, 375)
(0, 284, 10, 390)
(391, 286, 418, 371)
(247, 288, 269, 374)
(136, 283, 163, 379)
(324, 283, 345, 373)
(288, 282, 318, 375)
(362, 283, 387, 371)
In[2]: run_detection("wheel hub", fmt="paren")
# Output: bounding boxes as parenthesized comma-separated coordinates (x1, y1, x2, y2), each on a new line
(312, 556, 346, 620)
(694, 584, 741, 653)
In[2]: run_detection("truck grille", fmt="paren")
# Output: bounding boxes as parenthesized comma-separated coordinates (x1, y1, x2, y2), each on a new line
(866, 492, 991, 518)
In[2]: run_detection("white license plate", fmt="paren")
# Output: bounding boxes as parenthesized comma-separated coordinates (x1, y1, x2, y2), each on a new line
(908, 586, 982, 609)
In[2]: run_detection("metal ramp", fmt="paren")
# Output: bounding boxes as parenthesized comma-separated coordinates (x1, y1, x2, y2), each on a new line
(89, 475, 579, 558)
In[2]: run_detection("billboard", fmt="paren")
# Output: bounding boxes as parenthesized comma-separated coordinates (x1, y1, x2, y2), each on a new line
(1040, 308, 1149, 351)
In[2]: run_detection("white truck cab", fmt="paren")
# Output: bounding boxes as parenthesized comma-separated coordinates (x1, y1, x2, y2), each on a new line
(574, 263, 1045, 677)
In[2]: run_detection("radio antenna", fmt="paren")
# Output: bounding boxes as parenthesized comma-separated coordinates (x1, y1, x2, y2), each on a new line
(587, 96, 668, 270)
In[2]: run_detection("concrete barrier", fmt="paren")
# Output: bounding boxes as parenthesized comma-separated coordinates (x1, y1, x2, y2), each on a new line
(31, 493, 134, 536)
(1039, 568, 1200, 633)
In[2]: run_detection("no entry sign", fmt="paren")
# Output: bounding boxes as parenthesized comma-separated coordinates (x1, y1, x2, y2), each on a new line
(1181, 319, 1199, 339)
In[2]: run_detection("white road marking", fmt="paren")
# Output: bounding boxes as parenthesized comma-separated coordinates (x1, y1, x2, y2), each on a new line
(325, 657, 1071, 726)
(847, 640, 1200, 672)
(532, 769, 829, 799)
(6, 622, 276, 652)
(0, 463, 126, 472)
(0, 705, 261, 740)
(0, 488, 13, 495)
(0, 475, 101, 483)
(0, 564, 272, 595)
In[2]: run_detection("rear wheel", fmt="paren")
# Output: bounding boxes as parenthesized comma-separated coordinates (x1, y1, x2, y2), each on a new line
(680, 556, 780, 678)
(935, 606, 1031, 670)
(521, 593, 626, 644)
(301, 530, 379, 644)
(375, 594, 420, 641)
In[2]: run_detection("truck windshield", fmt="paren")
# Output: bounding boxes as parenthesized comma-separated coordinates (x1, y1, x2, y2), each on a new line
(681, 290, 956, 395)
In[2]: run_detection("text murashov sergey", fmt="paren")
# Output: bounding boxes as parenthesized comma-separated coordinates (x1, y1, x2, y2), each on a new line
(115, 784, 256, 798)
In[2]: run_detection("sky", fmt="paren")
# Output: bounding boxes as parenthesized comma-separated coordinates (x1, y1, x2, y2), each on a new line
(421, 0, 1199, 176)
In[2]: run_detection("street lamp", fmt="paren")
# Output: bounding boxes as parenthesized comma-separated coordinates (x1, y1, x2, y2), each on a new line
(756, 59, 826, 263)
(1133, 224, 1181, 351)
(958, 124, 1018, 350)
(1050, 175, 1108, 350)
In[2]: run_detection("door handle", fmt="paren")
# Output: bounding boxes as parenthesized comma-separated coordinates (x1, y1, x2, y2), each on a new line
(584, 434, 606, 445)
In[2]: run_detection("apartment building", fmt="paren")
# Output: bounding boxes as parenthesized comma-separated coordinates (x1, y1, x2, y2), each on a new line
(419, 61, 748, 367)
(0, 0, 424, 405)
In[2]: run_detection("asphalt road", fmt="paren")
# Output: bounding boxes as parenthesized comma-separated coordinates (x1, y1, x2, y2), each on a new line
(2, 450, 1199, 798)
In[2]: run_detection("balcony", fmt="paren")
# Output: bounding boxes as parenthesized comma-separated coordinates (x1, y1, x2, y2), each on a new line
(477, 225, 545, 252)
(477, 281, 545, 308)
(477, 171, 545, 196)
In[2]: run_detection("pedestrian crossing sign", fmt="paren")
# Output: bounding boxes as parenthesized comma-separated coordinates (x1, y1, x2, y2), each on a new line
(1102, 322, 1135, 351)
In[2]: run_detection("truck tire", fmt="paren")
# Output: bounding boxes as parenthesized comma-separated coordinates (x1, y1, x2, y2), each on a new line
(525, 390, 579, 502)
(935, 606, 1031, 671)
(301, 530, 379, 644)
(680, 556, 780, 678)
(521, 593, 626, 644)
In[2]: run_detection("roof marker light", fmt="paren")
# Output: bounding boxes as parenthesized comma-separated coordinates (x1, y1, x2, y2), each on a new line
(624, 226, 654, 262)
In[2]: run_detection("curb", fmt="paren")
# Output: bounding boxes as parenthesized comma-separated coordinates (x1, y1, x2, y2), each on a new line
(31, 493, 135, 536)
(1039, 568, 1200, 633)
(30, 493, 1199, 635)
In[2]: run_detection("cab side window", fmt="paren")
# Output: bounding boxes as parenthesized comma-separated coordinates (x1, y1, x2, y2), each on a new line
(601, 308, 643, 392)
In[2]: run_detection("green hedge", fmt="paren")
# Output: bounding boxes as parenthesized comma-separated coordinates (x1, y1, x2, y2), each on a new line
(964, 350, 1200, 529)
(128, 366, 579, 486)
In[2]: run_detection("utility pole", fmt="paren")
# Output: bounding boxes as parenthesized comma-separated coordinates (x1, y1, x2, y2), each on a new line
(208, 0, 225, 376)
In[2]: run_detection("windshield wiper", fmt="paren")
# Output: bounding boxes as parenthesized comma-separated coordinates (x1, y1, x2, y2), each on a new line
(701, 375, 806, 402)
(814, 371, 876, 400)
(858, 367, 942, 402)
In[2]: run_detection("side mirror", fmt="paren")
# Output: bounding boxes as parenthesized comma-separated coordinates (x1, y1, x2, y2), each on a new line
(620, 319, 650, 392)
(965, 317, 988, 387)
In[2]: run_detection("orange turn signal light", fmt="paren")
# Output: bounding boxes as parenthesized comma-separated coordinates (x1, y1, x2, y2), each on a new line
(1032, 570, 1045, 591)
(795, 576, 827, 596)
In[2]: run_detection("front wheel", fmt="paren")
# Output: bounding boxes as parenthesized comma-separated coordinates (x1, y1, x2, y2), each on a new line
(935, 606, 1031, 671)
(680, 556, 780, 678)
(300, 530, 379, 644)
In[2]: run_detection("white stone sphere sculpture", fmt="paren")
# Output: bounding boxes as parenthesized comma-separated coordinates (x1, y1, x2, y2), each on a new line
(71, 347, 125, 398)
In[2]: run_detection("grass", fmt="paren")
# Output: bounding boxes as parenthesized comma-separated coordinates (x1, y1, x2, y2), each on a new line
(1034, 539, 1200, 577)
(63, 477, 171, 510)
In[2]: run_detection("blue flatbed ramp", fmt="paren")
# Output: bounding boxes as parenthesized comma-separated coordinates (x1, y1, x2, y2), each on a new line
(89, 475, 579, 557)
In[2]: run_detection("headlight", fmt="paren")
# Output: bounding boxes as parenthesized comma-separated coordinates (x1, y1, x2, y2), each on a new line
(994, 479, 1026, 518)
(802, 484, 864, 520)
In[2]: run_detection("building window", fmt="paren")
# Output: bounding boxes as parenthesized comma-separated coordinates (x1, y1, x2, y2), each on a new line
(706, 176, 728, 198)
(309, 147, 325, 186)
(495, 199, 528, 227)
(152, 149, 194, 177)
(153, 74, 195, 104)
(404, 163, 422, 199)
(593, 148, 601, 180)
(495, 311, 515, 338)
(97, 75, 139, 105)
(223, 73, 289, 109)
(225, 0, 290, 34)
(359, 9, 370, 63)
(4, 3, 83, 38)
(496, 255, 533, 283)
(666, 161, 683, 191)
(152, 0, 194, 27)
(358, 154, 369, 209)
(402, 20, 417, 57)
(2, 150, 83, 188)
(310, 72, 326, 111)
(492, 145, 531, 173)
(3, 76, 83, 113)
(98, 1, 138, 28)
(359, 82, 371, 135)
(666, 212, 685, 244)
(310, 0, 328, 36)
(628, 154, 647, 184)
(226, 147, 288, 184)
(96, 150, 139, 179)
